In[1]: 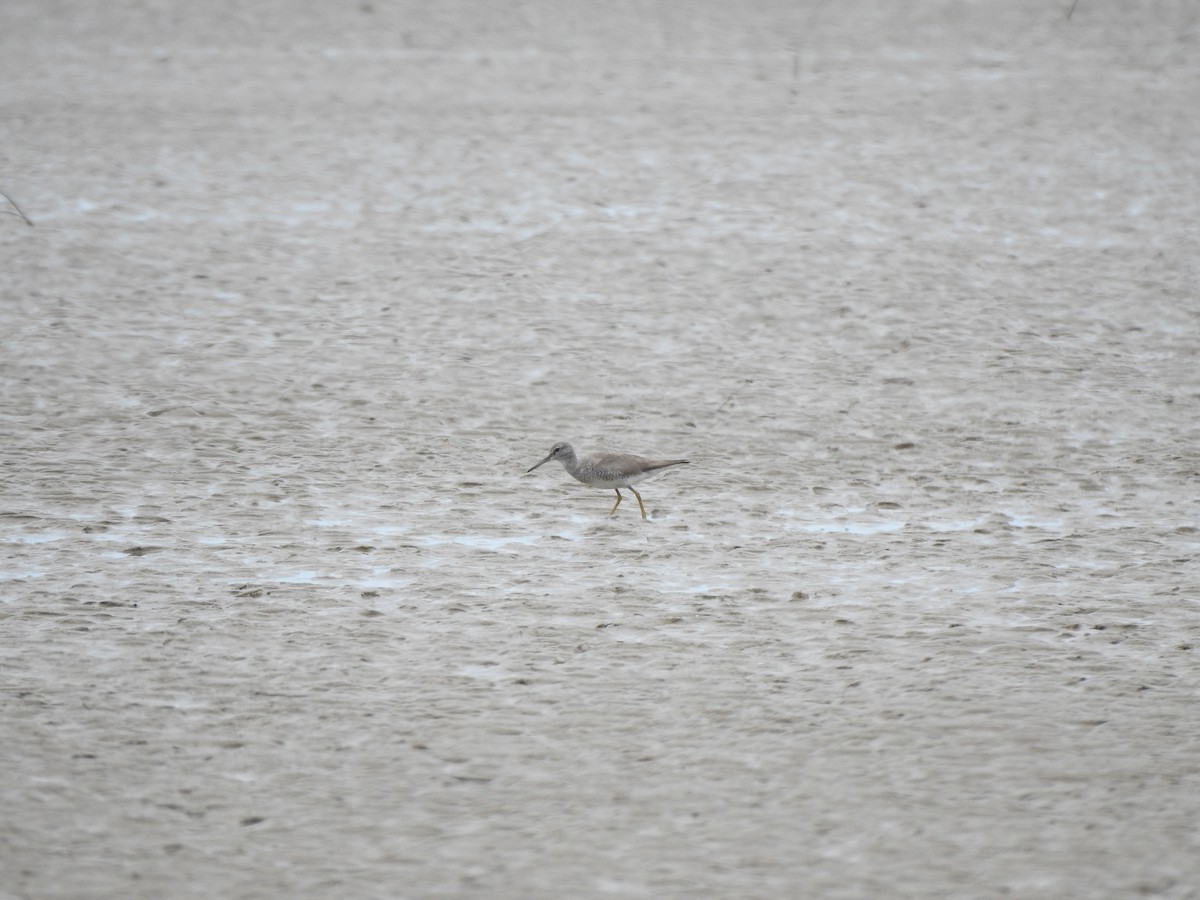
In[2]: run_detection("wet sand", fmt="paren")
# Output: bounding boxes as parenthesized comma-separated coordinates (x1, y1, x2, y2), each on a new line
(2, 1, 1199, 897)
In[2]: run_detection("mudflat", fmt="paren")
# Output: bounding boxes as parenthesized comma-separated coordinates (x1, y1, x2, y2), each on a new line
(2, 2, 1197, 898)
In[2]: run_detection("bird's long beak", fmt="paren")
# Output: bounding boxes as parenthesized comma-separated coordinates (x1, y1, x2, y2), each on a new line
(527, 453, 555, 474)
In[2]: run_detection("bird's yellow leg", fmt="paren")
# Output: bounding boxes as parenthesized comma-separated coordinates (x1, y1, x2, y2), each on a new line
(608, 489, 622, 517)
(629, 486, 648, 520)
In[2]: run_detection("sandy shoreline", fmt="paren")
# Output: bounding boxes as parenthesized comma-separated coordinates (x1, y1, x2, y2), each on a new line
(3, 2, 1198, 897)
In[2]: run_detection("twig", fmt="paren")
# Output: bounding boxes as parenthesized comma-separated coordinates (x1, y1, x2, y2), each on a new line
(1066, 0, 1080, 20)
(716, 378, 753, 413)
(2, 191, 34, 226)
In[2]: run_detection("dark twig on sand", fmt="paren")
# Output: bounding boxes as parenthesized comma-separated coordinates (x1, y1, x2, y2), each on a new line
(2, 191, 34, 226)
(717, 379, 754, 413)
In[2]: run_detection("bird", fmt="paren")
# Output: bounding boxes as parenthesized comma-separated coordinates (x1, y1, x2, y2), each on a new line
(526, 441, 689, 520)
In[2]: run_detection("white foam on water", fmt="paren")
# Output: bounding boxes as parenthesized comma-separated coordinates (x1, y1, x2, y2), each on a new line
(279, 570, 319, 584)
(413, 533, 540, 551)
(9, 532, 68, 544)
(0, 571, 46, 583)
